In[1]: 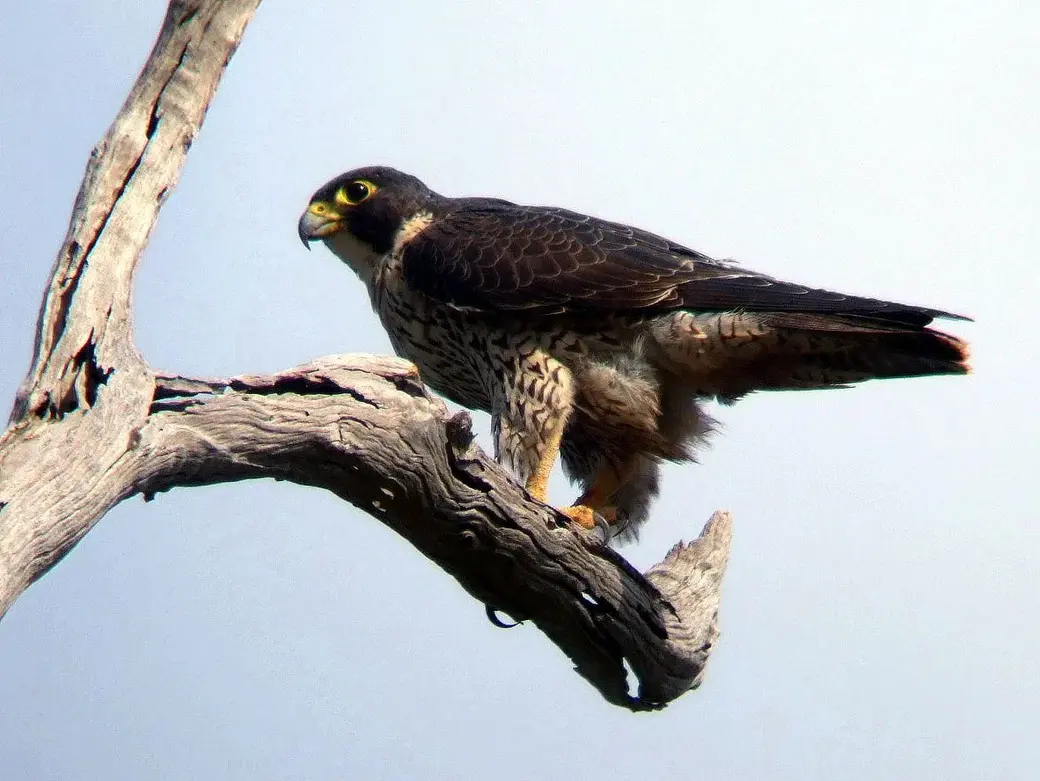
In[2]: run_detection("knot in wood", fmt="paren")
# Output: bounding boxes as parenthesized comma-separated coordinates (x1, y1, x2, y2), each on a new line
(445, 410, 475, 448)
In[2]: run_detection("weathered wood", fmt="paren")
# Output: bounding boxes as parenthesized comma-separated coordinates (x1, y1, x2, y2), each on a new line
(0, 0, 732, 711)
(0, 0, 261, 608)
(144, 356, 732, 708)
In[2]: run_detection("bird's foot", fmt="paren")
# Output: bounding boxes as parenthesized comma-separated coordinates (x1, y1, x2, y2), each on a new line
(559, 504, 617, 542)
(559, 504, 598, 529)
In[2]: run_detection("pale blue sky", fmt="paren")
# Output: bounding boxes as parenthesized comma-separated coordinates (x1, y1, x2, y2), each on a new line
(1, 2, 1037, 779)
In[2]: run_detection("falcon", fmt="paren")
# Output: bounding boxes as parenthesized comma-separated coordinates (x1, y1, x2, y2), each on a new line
(298, 167, 970, 539)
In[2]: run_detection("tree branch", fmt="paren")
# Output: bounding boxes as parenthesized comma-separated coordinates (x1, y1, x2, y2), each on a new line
(143, 355, 732, 709)
(0, 0, 733, 711)
(1, 0, 261, 607)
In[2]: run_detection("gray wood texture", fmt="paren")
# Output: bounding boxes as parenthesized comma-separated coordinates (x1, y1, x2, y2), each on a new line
(0, 0, 732, 711)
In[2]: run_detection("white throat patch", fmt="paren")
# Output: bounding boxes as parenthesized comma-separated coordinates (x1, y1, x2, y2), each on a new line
(391, 210, 435, 258)
(323, 230, 384, 282)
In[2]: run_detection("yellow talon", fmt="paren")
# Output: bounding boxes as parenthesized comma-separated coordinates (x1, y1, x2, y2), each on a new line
(559, 504, 600, 529)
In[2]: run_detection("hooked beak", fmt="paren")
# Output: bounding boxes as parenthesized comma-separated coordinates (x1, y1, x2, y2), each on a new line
(297, 205, 343, 250)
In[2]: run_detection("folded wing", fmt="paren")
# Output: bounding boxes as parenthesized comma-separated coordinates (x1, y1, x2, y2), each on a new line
(401, 200, 968, 328)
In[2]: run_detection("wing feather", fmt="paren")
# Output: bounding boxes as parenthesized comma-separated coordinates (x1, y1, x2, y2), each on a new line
(401, 200, 967, 326)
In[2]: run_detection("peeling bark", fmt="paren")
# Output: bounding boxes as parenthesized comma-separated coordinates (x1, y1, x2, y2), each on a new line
(0, 0, 732, 711)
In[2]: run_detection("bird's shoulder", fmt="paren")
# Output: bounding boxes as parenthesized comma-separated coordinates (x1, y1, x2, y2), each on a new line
(432, 198, 718, 261)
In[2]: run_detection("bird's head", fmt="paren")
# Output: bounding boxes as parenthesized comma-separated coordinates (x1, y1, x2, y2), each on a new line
(298, 166, 434, 274)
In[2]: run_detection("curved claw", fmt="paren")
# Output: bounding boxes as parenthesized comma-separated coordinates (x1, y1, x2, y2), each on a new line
(485, 604, 521, 628)
(590, 510, 614, 544)
(559, 504, 615, 545)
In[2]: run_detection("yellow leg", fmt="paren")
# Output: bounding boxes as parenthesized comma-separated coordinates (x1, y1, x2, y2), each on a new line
(528, 449, 638, 531)
(564, 459, 639, 529)
(501, 349, 609, 531)
(576, 463, 625, 515)
(524, 414, 565, 504)
(522, 415, 601, 529)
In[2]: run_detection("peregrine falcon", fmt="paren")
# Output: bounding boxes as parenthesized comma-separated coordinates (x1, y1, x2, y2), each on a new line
(298, 167, 970, 539)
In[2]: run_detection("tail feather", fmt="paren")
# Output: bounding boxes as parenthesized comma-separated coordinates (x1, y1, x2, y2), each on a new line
(648, 311, 970, 397)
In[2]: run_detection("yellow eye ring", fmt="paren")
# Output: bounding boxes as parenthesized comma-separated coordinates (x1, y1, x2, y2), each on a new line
(335, 179, 378, 207)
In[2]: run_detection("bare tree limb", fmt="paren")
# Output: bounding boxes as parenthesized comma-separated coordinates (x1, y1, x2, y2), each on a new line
(1, 0, 261, 605)
(143, 355, 732, 708)
(0, 0, 733, 711)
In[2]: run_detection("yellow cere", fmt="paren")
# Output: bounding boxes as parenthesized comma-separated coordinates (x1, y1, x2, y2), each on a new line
(308, 201, 335, 217)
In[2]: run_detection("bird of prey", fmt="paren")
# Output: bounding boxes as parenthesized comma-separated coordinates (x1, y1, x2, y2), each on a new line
(298, 167, 970, 539)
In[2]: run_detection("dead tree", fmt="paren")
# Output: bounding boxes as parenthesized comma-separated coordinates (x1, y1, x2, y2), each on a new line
(0, 0, 731, 711)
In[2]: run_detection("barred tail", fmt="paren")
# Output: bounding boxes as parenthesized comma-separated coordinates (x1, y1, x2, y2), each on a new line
(649, 311, 970, 397)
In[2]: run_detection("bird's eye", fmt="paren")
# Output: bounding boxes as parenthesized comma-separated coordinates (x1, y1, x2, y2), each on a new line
(348, 181, 370, 201)
(336, 179, 375, 206)
(333, 178, 378, 207)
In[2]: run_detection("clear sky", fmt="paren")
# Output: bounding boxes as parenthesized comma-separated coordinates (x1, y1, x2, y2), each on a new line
(1, 2, 1037, 779)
